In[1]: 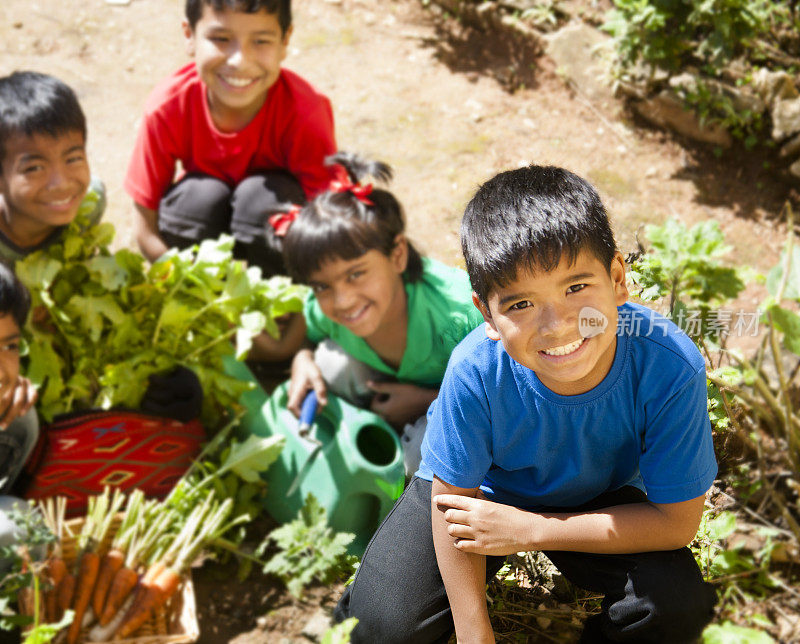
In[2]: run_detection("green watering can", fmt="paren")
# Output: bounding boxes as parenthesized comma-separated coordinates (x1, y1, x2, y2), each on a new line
(228, 360, 405, 554)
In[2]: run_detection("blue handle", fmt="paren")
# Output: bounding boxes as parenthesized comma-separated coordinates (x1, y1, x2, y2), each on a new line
(299, 390, 318, 430)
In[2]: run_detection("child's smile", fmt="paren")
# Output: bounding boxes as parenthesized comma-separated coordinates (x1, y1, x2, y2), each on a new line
(475, 250, 629, 396)
(0, 130, 90, 246)
(308, 243, 409, 353)
(185, 7, 292, 131)
(0, 314, 21, 420)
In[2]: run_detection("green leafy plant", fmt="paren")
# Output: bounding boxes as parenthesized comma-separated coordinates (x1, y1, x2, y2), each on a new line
(16, 214, 307, 424)
(630, 212, 799, 640)
(321, 617, 358, 644)
(676, 78, 765, 147)
(20, 611, 74, 644)
(703, 621, 775, 643)
(627, 218, 747, 340)
(0, 503, 70, 643)
(258, 494, 358, 598)
(693, 511, 776, 596)
(603, 0, 780, 74)
(602, 0, 790, 141)
(164, 418, 286, 576)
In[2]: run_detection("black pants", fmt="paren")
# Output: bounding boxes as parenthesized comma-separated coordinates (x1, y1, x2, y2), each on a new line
(158, 171, 305, 277)
(334, 477, 717, 643)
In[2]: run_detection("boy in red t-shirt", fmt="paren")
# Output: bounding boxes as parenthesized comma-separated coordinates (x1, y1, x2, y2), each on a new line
(125, 0, 342, 279)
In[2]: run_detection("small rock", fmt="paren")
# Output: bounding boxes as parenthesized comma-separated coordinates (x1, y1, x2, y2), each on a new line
(13, 21, 22, 29)
(789, 157, 800, 182)
(780, 132, 800, 159)
(256, 616, 268, 630)
(544, 24, 616, 106)
(645, 167, 658, 178)
(752, 68, 798, 107)
(771, 97, 800, 141)
(631, 90, 732, 147)
(302, 608, 333, 641)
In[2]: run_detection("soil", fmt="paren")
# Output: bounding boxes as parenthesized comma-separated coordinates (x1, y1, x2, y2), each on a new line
(1, 0, 797, 641)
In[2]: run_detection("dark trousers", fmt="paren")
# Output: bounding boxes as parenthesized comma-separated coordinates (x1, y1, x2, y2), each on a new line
(334, 477, 717, 643)
(158, 171, 305, 277)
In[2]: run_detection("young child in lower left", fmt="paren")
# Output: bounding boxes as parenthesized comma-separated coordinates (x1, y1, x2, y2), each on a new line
(0, 262, 38, 552)
(0, 70, 105, 265)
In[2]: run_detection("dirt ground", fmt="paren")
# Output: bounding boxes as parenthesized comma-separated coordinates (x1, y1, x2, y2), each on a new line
(2, 0, 798, 641)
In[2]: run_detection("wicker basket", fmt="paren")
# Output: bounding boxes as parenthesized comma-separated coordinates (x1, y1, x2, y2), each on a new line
(62, 516, 200, 644)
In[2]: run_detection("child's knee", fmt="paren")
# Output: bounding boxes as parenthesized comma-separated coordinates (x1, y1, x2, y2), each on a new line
(159, 174, 232, 244)
(230, 171, 305, 240)
(605, 549, 717, 641)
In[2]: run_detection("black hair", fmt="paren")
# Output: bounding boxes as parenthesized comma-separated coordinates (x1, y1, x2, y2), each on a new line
(461, 165, 618, 304)
(0, 262, 30, 329)
(283, 152, 424, 284)
(0, 71, 86, 166)
(185, 0, 291, 33)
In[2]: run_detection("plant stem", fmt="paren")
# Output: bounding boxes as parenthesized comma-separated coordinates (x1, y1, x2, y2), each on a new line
(185, 327, 237, 361)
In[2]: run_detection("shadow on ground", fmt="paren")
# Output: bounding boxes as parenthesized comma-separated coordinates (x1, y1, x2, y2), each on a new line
(625, 110, 799, 226)
(415, 8, 544, 92)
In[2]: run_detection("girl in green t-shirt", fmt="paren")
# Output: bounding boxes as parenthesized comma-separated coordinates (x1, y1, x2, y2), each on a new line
(279, 152, 482, 474)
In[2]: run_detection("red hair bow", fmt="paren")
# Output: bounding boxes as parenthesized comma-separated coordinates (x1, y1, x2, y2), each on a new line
(330, 179, 374, 206)
(268, 204, 301, 237)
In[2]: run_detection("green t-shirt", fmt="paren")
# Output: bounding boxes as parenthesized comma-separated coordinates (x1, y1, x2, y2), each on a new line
(0, 176, 106, 265)
(304, 257, 484, 387)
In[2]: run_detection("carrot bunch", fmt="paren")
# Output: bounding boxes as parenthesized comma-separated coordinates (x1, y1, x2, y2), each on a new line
(114, 494, 239, 638)
(38, 496, 72, 624)
(23, 485, 247, 644)
(65, 488, 125, 644)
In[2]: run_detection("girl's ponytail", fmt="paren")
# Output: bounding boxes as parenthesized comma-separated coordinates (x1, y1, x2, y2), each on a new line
(284, 152, 423, 283)
(327, 151, 392, 186)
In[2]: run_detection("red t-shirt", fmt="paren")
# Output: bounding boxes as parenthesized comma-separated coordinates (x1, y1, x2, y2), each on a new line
(125, 63, 341, 211)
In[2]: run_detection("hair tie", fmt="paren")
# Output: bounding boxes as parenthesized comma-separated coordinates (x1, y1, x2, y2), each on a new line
(268, 204, 302, 237)
(330, 179, 374, 206)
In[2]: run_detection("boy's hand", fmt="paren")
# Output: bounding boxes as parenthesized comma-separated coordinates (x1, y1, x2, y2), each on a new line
(434, 493, 533, 556)
(287, 348, 327, 417)
(0, 377, 37, 430)
(367, 381, 437, 427)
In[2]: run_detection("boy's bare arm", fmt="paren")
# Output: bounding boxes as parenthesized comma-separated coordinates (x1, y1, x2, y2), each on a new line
(133, 202, 169, 262)
(434, 492, 707, 556)
(431, 476, 495, 644)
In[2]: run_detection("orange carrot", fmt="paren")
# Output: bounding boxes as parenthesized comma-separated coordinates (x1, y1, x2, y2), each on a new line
(57, 573, 76, 620)
(92, 548, 125, 619)
(66, 551, 100, 644)
(113, 560, 166, 629)
(99, 566, 139, 626)
(44, 557, 67, 624)
(18, 586, 34, 618)
(141, 560, 166, 587)
(115, 566, 181, 639)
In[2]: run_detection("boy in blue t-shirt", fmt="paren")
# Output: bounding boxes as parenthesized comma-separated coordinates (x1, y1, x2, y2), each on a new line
(335, 165, 718, 643)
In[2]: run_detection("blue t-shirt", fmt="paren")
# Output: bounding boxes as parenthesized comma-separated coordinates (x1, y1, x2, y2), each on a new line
(417, 302, 717, 508)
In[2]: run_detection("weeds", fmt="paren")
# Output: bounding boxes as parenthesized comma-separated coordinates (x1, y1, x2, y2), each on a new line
(628, 209, 800, 641)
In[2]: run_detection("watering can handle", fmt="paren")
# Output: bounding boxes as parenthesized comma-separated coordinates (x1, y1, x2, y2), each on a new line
(287, 390, 321, 497)
(299, 390, 318, 433)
